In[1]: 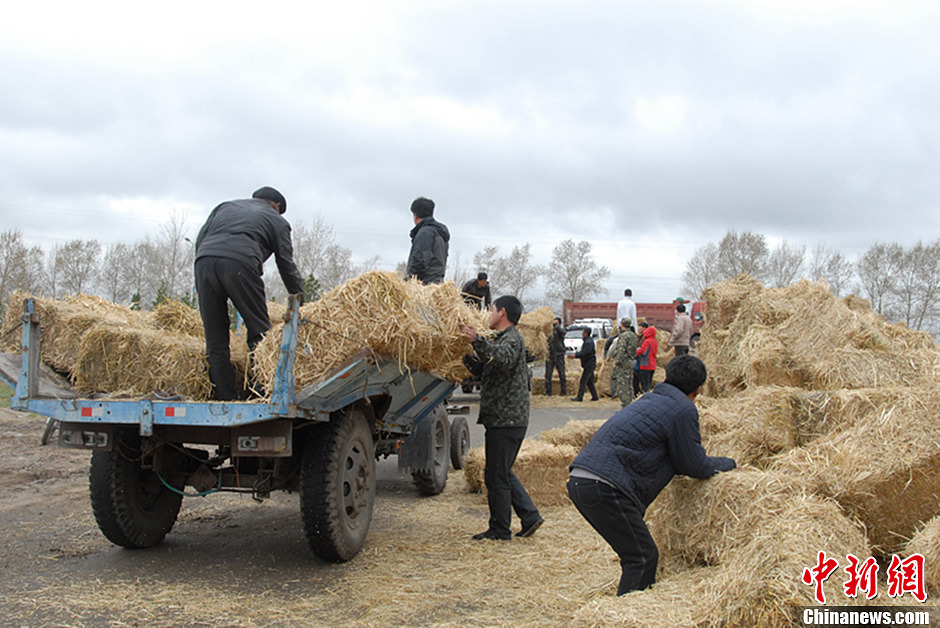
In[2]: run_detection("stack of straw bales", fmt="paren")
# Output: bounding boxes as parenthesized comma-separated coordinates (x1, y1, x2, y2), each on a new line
(252, 272, 489, 394)
(464, 439, 578, 507)
(1, 293, 217, 399)
(906, 516, 940, 598)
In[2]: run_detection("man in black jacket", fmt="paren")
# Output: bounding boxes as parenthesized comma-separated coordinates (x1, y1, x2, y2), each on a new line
(405, 197, 449, 284)
(569, 328, 599, 401)
(544, 317, 567, 396)
(194, 186, 304, 400)
(567, 355, 736, 595)
(461, 272, 491, 309)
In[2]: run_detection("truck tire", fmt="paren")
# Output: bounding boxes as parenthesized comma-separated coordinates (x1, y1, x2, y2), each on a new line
(461, 382, 474, 394)
(300, 408, 375, 563)
(89, 427, 182, 549)
(449, 415, 470, 470)
(411, 406, 450, 496)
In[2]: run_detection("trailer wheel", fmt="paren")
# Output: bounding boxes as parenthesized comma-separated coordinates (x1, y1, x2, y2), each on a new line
(300, 408, 375, 563)
(449, 415, 470, 470)
(89, 427, 182, 549)
(411, 406, 450, 496)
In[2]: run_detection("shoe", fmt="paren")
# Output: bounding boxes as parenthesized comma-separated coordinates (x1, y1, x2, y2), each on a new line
(570, 397, 583, 402)
(590, 397, 600, 401)
(472, 530, 511, 541)
(516, 517, 544, 538)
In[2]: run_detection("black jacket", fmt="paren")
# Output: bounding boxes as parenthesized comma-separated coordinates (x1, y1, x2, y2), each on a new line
(461, 279, 491, 309)
(195, 198, 304, 294)
(548, 323, 567, 356)
(573, 335, 596, 371)
(406, 217, 450, 284)
(571, 382, 736, 511)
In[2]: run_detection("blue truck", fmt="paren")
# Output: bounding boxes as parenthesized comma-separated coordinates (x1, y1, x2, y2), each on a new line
(0, 295, 471, 562)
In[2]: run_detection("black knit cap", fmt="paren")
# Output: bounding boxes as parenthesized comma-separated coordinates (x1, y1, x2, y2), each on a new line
(252, 186, 287, 214)
(411, 197, 435, 218)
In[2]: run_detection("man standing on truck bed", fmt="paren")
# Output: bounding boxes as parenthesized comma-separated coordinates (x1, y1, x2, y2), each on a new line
(195, 186, 304, 401)
(461, 296, 543, 541)
(405, 197, 449, 284)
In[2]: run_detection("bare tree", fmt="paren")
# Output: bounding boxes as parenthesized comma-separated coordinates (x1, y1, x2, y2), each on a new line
(682, 242, 720, 297)
(0, 230, 39, 312)
(100, 243, 136, 304)
(808, 245, 855, 297)
(856, 243, 904, 317)
(54, 239, 101, 295)
(125, 239, 159, 308)
(765, 240, 806, 288)
(544, 239, 610, 304)
(151, 210, 193, 303)
(716, 231, 768, 281)
(893, 241, 940, 331)
(491, 243, 543, 301)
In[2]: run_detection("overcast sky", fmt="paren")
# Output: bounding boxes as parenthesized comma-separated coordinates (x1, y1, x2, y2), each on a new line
(3, 0, 938, 305)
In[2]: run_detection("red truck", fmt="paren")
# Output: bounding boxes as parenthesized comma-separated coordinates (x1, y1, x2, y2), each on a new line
(562, 299, 706, 347)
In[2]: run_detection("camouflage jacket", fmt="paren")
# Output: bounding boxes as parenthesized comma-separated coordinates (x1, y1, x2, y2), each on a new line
(463, 325, 529, 428)
(612, 329, 638, 372)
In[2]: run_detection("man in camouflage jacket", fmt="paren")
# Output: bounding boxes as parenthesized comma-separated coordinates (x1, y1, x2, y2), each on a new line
(462, 295, 543, 541)
(610, 319, 638, 408)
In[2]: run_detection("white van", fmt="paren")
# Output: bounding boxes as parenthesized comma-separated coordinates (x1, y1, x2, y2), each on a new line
(564, 318, 613, 355)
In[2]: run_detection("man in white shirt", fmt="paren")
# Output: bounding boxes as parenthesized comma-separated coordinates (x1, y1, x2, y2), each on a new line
(617, 289, 637, 331)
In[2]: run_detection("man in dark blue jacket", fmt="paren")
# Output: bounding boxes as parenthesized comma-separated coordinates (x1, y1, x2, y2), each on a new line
(569, 328, 598, 401)
(405, 197, 449, 284)
(195, 186, 304, 400)
(567, 355, 736, 595)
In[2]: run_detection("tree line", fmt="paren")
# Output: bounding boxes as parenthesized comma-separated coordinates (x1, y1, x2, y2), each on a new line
(682, 231, 940, 334)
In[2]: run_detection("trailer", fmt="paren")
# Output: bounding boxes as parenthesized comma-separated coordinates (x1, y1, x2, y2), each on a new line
(0, 295, 471, 562)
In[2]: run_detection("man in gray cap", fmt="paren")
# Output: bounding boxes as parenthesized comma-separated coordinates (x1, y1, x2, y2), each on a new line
(194, 186, 304, 400)
(405, 197, 449, 284)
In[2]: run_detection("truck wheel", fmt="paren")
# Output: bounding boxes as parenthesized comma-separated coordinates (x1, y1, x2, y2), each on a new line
(461, 382, 474, 394)
(449, 415, 470, 470)
(300, 408, 375, 563)
(89, 427, 182, 549)
(411, 406, 450, 496)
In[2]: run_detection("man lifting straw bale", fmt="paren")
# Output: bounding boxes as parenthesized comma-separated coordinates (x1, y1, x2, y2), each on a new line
(567, 354, 736, 595)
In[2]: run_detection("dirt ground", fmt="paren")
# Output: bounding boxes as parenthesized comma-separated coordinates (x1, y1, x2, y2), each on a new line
(0, 390, 624, 627)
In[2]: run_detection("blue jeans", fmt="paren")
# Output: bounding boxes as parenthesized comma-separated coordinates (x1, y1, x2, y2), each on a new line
(567, 476, 658, 595)
(484, 426, 541, 538)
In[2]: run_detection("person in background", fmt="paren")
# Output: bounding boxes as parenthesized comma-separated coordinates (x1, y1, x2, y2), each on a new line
(545, 317, 568, 396)
(610, 319, 638, 407)
(668, 303, 693, 357)
(405, 197, 449, 284)
(194, 186, 304, 401)
(569, 327, 599, 402)
(617, 288, 638, 331)
(461, 271, 492, 310)
(461, 296, 543, 541)
(567, 355, 736, 595)
(636, 321, 657, 394)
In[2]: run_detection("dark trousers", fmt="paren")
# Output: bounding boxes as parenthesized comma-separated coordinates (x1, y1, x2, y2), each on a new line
(544, 354, 567, 395)
(637, 369, 654, 393)
(567, 477, 658, 595)
(576, 365, 598, 400)
(673, 345, 689, 356)
(484, 426, 541, 538)
(195, 257, 271, 401)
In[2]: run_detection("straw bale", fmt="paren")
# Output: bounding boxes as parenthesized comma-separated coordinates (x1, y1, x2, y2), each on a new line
(463, 440, 579, 507)
(516, 306, 554, 360)
(647, 467, 818, 566)
(265, 299, 288, 324)
(72, 323, 212, 399)
(699, 273, 764, 331)
(530, 374, 580, 396)
(1, 292, 150, 373)
(539, 419, 605, 450)
(253, 272, 490, 395)
(152, 300, 203, 337)
(771, 384, 940, 553)
(905, 515, 940, 597)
